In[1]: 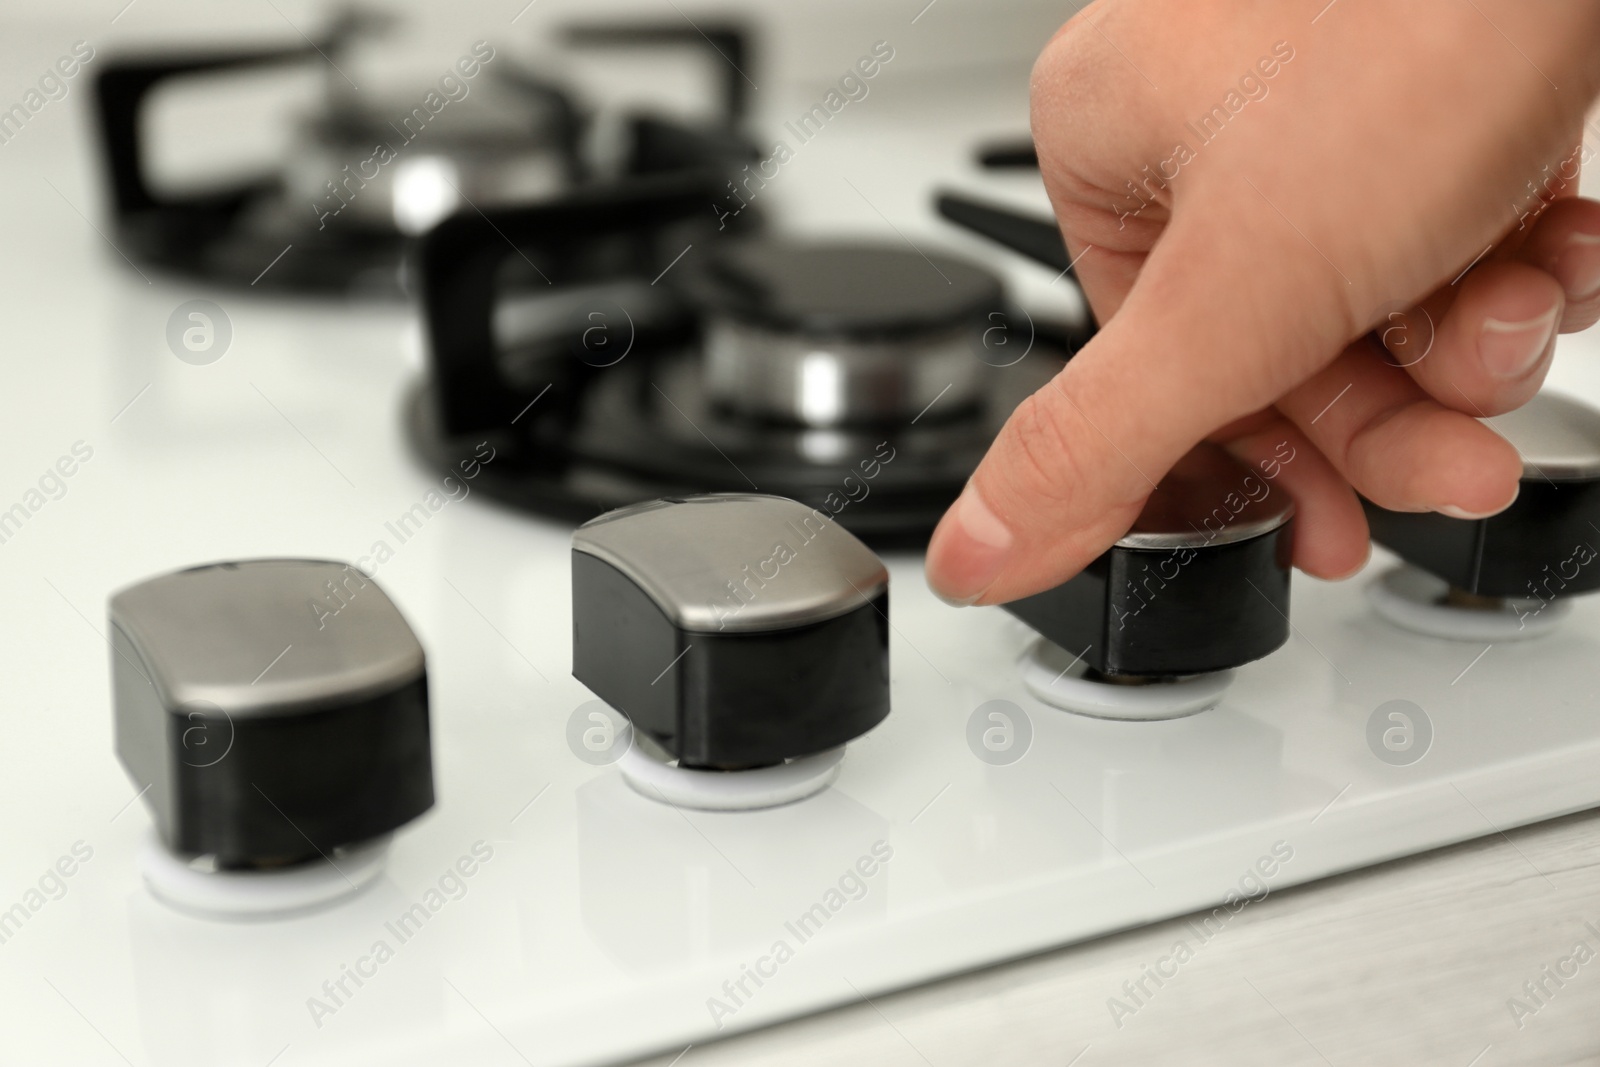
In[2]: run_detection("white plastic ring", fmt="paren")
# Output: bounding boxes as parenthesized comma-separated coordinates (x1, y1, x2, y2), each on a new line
(137, 830, 390, 921)
(1366, 565, 1570, 643)
(1020, 638, 1233, 721)
(618, 743, 844, 811)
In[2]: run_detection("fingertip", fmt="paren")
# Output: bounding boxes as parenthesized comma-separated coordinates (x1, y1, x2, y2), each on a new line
(1428, 420, 1524, 518)
(1438, 479, 1520, 521)
(925, 486, 1014, 607)
(1297, 534, 1372, 582)
(1325, 539, 1374, 582)
(1293, 510, 1371, 581)
(1411, 263, 1563, 417)
(1518, 196, 1600, 329)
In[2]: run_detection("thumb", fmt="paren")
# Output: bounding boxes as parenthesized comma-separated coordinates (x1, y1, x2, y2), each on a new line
(924, 213, 1344, 606)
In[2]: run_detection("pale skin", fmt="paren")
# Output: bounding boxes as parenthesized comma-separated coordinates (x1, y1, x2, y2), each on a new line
(924, 0, 1600, 606)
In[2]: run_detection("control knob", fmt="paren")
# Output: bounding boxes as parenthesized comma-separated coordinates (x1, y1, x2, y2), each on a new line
(571, 494, 890, 809)
(1005, 444, 1295, 719)
(111, 559, 433, 918)
(1365, 391, 1600, 640)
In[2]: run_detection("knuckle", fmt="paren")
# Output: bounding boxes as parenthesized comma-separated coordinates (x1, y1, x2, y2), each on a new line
(997, 387, 1090, 510)
(1030, 9, 1122, 128)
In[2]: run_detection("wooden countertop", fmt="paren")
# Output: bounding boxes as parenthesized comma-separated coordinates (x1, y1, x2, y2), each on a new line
(637, 808, 1600, 1066)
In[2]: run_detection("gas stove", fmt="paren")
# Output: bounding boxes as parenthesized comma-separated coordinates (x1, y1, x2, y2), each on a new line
(6, 12, 1600, 1067)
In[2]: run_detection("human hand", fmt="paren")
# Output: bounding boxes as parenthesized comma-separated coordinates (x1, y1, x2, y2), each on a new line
(925, 0, 1600, 606)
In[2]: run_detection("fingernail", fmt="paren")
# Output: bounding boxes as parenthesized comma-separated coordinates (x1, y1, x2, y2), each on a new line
(1328, 542, 1372, 582)
(1437, 483, 1519, 521)
(1480, 307, 1558, 380)
(927, 487, 1013, 606)
(1557, 231, 1600, 303)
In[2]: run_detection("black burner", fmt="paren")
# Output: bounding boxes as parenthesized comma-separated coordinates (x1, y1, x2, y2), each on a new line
(404, 182, 1079, 544)
(91, 19, 757, 298)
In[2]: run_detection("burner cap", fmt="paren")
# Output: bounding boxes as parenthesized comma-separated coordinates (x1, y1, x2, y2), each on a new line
(311, 75, 571, 150)
(690, 241, 1003, 338)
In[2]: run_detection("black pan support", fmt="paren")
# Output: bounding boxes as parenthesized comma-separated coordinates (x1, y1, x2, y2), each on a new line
(976, 139, 1039, 170)
(565, 21, 755, 125)
(936, 192, 1075, 279)
(93, 15, 457, 293)
(94, 40, 335, 255)
(92, 17, 756, 294)
(418, 173, 726, 437)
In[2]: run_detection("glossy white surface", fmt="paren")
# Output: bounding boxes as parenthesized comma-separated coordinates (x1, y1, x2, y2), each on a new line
(5, 24, 1600, 1067)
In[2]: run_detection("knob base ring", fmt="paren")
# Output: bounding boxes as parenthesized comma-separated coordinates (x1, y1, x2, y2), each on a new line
(1020, 639, 1232, 721)
(137, 830, 390, 921)
(1366, 565, 1570, 642)
(617, 741, 844, 811)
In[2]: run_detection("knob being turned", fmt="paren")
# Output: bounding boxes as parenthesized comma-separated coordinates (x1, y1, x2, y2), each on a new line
(1005, 444, 1295, 719)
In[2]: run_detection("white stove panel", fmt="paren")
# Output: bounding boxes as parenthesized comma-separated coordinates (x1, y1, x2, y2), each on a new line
(4, 344, 1600, 1065)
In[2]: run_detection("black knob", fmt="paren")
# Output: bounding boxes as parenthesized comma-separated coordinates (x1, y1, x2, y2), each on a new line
(110, 559, 434, 870)
(1005, 444, 1295, 679)
(1364, 392, 1600, 602)
(571, 494, 890, 770)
